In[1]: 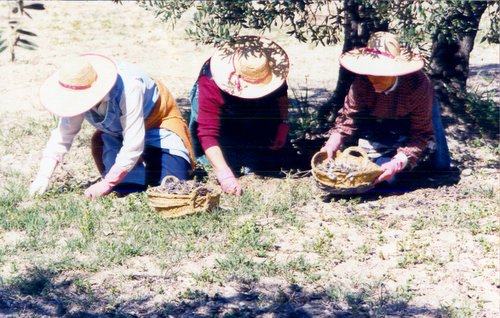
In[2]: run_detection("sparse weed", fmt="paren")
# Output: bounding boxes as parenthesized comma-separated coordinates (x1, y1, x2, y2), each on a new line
(331, 279, 417, 316)
(464, 89, 499, 136)
(281, 254, 322, 284)
(439, 301, 474, 318)
(476, 236, 494, 254)
(72, 19, 82, 30)
(436, 200, 499, 236)
(194, 252, 279, 284)
(79, 203, 100, 243)
(326, 284, 346, 302)
(411, 216, 427, 231)
(228, 217, 274, 256)
(284, 254, 312, 273)
(0, 117, 55, 152)
(100, 19, 112, 29)
(311, 229, 334, 256)
(0, 247, 8, 265)
(355, 243, 373, 261)
(376, 226, 387, 244)
(73, 277, 95, 300)
(397, 235, 435, 268)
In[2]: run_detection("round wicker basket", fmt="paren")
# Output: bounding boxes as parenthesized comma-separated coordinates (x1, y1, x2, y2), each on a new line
(146, 176, 221, 218)
(311, 146, 384, 194)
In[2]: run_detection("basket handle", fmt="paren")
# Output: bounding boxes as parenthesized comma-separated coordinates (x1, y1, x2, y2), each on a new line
(192, 186, 210, 203)
(342, 146, 368, 160)
(160, 175, 180, 187)
(193, 186, 209, 196)
(311, 151, 328, 168)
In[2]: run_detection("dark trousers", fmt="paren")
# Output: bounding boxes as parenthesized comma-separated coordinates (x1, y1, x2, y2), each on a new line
(91, 130, 191, 193)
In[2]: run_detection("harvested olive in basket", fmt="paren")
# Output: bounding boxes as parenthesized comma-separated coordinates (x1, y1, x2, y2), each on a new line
(317, 158, 376, 181)
(148, 179, 212, 195)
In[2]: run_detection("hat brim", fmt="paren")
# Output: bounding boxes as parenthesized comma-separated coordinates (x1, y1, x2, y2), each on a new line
(339, 48, 424, 76)
(40, 54, 117, 117)
(210, 36, 289, 99)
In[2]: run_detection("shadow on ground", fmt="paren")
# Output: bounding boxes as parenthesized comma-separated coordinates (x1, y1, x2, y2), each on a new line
(469, 63, 499, 81)
(0, 265, 445, 317)
(322, 168, 461, 203)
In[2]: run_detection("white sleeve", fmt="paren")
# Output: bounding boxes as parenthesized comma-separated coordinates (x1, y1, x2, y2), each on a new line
(42, 115, 84, 162)
(114, 79, 145, 171)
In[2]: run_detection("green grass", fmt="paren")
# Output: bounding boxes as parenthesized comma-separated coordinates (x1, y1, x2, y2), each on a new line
(1, 170, 497, 316)
(0, 174, 313, 274)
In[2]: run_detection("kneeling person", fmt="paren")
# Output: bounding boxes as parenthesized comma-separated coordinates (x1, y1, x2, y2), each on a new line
(30, 54, 194, 198)
(189, 36, 301, 195)
(321, 32, 451, 186)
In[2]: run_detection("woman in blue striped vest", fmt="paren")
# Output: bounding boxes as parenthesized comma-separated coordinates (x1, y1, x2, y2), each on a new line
(30, 54, 194, 199)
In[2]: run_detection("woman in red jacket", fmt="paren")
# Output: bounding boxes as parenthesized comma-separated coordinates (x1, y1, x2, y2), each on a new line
(189, 36, 300, 195)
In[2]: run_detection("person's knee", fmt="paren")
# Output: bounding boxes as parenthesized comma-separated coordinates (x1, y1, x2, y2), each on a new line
(149, 149, 192, 184)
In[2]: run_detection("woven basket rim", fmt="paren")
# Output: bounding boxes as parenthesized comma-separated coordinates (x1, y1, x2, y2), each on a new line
(146, 177, 222, 218)
(146, 176, 220, 199)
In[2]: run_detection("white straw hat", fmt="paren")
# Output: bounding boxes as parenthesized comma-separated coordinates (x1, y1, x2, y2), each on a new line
(339, 32, 424, 76)
(40, 54, 117, 117)
(210, 35, 289, 99)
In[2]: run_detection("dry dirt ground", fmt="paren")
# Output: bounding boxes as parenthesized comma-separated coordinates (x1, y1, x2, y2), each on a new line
(0, 1, 499, 318)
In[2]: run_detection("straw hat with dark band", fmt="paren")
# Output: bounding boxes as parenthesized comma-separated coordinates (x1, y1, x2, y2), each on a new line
(339, 32, 424, 76)
(210, 35, 289, 99)
(40, 54, 117, 117)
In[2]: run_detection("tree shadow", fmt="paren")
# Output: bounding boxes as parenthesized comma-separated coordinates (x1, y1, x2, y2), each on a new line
(0, 265, 446, 318)
(321, 168, 461, 203)
(468, 63, 499, 80)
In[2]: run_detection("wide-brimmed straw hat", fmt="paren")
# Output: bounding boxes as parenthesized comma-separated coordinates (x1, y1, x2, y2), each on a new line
(339, 32, 424, 76)
(210, 35, 289, 99)
(40, 53, 117, 117)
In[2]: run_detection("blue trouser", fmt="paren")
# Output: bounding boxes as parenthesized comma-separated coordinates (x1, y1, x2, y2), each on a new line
(428, 97, 451, 170)
(100, 133, 191, 193)
(373, 98, 451, 184)
(365, 98, 450, 168)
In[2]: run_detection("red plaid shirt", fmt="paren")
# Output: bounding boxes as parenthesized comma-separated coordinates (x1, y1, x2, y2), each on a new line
(331, 71, 434, 165)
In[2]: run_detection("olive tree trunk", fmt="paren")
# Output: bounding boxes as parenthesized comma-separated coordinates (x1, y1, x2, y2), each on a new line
(317, 0, 388, 128)
(429, 2, 488, 114)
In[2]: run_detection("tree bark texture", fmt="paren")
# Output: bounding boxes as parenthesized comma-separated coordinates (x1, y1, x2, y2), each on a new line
(429, 2, 488, 114)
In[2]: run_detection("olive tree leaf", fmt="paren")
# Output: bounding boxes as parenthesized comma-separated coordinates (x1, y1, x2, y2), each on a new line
(22, 3, 45, 10)
(16, 29, 37, 37)
(16, 38, 38, 47)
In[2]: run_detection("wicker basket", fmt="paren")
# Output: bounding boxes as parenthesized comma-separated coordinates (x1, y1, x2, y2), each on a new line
(146, 176, 221, 218)
(311, 146, 384, 194)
